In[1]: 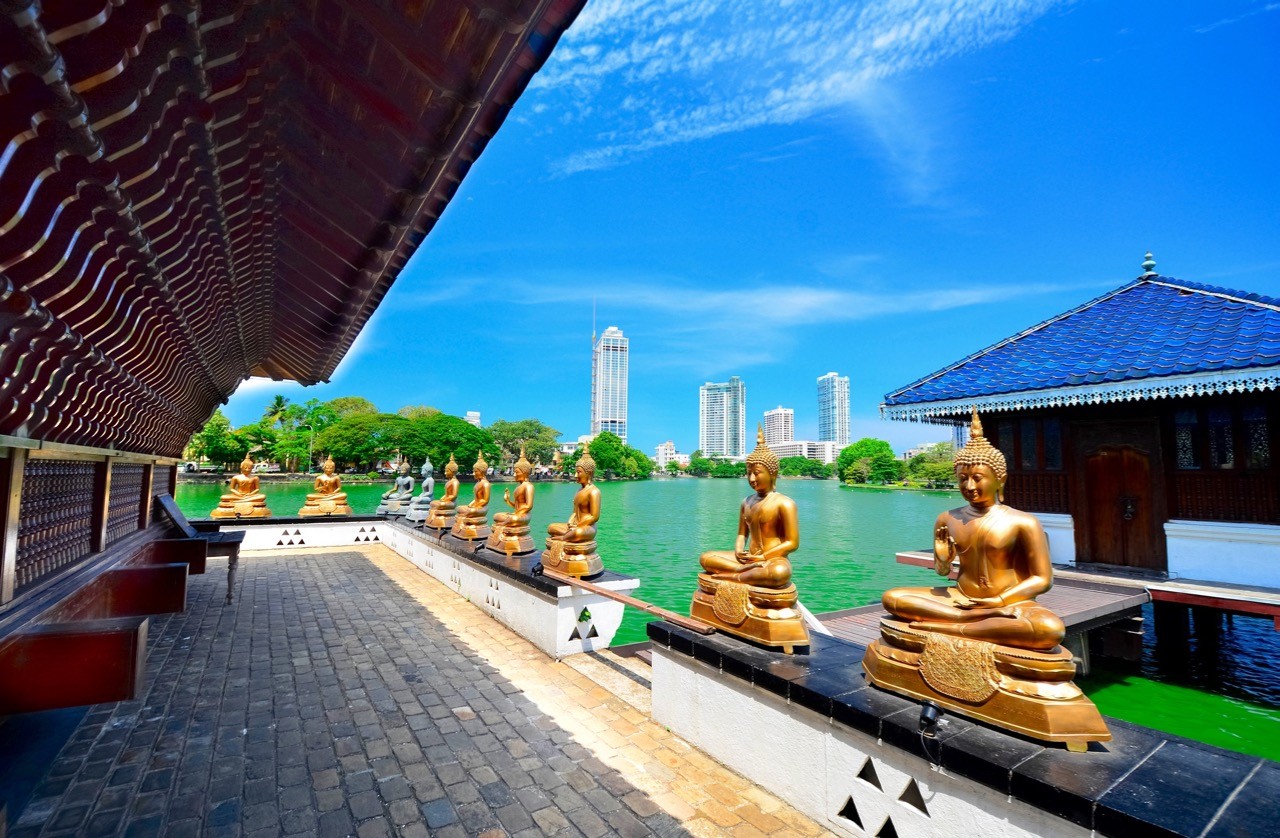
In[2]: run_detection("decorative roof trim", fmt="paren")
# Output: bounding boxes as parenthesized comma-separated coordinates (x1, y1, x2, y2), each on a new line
(880, 366, 1280, 423)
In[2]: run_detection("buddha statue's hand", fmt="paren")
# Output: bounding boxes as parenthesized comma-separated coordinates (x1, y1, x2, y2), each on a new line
(955, 596, 1015, 617)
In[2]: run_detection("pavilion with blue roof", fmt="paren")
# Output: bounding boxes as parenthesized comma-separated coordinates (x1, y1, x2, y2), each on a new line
(882, 256, 1279, 586)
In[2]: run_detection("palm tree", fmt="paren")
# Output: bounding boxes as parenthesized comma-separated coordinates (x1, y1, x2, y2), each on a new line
(262, 394, 290, 426)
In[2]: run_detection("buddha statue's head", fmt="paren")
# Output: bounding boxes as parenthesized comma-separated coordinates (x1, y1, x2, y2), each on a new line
(576, 442, 596, 485)
(473, 450, 489, 480)
(240, 456, 254, 476)
(514, 446, 532, 481)
(322, 457, 337, 475)
(445, 453, 458, 477)
(954, 411, 1006, 508)
(745, 425, 780, 494)
(421, 458, 433, 476)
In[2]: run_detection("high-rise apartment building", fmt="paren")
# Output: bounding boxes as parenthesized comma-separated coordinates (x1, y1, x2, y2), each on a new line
(590, 326, 629, 444)
(763, 406, 794, 447)
(817, 372, 850, 446)
(699, 376, 747, 458)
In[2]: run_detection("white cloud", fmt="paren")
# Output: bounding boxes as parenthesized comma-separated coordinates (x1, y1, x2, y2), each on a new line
(536, 0, 1067, 178)
(1194, 2, 1279, 34)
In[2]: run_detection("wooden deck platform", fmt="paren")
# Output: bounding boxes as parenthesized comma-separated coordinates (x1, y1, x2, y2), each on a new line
(1148, 579, 1280, 629)
(817, 551, 1150, 649)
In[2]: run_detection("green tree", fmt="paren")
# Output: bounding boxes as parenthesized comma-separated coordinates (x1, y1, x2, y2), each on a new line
(398, 405, 440, 420)
(262, 394, 290, 425)
(687, 450, 714, 477)
(622, 446, 655, 479)
(665, 460, 682, 475)
(315, 413, 410, 470)
(399, 413, 499, 474)
(488, 418, 562, 468)
(779, 456, 831, 478)
(240, 419, 278, 463)
(842, 457, 872, 484)
(711, 460, 747, 478)
(837, 438, 893, 480)
(191, 409, 249, 469)
(868, 450, 905, 484)
(585, 432, 626, 477)
(327, 396, 379, 419)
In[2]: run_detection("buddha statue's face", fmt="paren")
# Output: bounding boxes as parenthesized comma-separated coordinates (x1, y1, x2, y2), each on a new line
(241, 461, 253, 476)
(956, 463, 1002, 508)
(323, 461, 335, 476)
(474, 465, 486, 480)
(400, 462, 410, 475)
(515, 466, 530, 482)
(576, 466, 590, 486)
(747, 462, 775, 494)
(446, 466, 457, 478)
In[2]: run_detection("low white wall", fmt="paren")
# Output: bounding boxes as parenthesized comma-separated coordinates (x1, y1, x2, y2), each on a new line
(1038, 513, 1075, 566)
(1165, 520, 1280, 588)
(226, 520, 639, 659)
(651, 649, 1088, 838)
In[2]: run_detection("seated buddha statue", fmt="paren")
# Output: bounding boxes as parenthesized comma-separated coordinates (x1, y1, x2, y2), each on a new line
(863, 412, 1109, 750)
(376, 461, 417, 517)
(297, 457, 353, 516)
(404, 458, 436, 524)
(210, 456, 271, 519)
(543, 442, 603, 578)
(424, 454, 460, 531)
(486, 447, 537, 556)
(449, 451, 491, 542)
(690, 427, 810, 654)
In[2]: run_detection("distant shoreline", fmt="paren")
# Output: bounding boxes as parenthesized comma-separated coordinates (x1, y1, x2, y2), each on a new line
(839, 482, 958, 496)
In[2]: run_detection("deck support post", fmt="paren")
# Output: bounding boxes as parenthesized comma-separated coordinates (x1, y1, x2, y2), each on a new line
(0, 449, 26, 605)
(138, 464, 154, 530)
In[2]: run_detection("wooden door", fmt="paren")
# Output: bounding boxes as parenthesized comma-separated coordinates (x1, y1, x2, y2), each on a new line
(1083, 446, 1163, 570)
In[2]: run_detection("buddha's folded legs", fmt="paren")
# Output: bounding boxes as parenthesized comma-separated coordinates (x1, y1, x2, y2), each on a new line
(886, 587, 1066, 650)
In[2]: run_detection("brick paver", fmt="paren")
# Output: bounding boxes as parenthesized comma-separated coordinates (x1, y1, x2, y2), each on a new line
(7, 550, 690, 837)
(363, 546, 825, 838)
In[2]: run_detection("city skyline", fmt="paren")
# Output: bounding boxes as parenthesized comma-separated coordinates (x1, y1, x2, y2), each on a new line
(817, 372, 851, 447)
(221, 3, 1279, 454)
(763, 406, 794, 447)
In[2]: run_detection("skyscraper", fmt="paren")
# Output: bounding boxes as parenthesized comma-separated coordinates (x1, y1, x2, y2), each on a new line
(817, 372, 850, 446)
(590, 326, 629, 444)
(699, 376, 747, 458)
(763, 405, 794, 447)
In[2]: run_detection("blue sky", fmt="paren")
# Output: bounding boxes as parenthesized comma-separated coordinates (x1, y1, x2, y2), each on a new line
(227, 0, 1280, 454)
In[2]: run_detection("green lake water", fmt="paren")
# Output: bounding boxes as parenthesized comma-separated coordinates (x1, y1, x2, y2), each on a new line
(177, 478, 1280, 761)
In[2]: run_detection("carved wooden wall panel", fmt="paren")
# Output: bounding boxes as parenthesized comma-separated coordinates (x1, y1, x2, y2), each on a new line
(16, 460, 96, 591)
(107, 463, 146, 544)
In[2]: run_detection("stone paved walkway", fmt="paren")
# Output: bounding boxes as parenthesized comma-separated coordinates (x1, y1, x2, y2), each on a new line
(7, 546, 824, 837)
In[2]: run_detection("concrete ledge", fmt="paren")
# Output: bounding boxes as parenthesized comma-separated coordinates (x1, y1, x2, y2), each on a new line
(647, 621, 1276, 837)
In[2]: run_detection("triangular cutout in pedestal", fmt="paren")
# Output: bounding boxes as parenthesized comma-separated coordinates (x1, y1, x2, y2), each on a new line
(898, 779, 928, 816)
(857, 758, 882, 790)
(836, 796, 862, 828)
(875, 816, 899, 838)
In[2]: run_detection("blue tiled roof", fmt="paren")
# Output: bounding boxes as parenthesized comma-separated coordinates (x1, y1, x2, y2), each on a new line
(884, 276, 1280, 409)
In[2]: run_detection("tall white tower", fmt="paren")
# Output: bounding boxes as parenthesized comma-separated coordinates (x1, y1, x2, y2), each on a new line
(590, 326, 629, 444)
(699, 376, 747, 458)
(817, 372, 850, 446)
(763, 405, 794, 447)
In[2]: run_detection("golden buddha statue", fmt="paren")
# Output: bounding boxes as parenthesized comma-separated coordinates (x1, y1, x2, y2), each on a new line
(543, 442, 603, 578)
(449, 450, 491, 541)
(210, 456, 271, 519)
(297, 456, 353, 517)
(486, 447, 537, 556)
(424, 454, 460, 531)
(863, 412, 1109, 749)
(690, 427, 809, 654)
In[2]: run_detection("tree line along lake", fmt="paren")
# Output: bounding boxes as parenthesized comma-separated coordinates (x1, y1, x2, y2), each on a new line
(176, 477, 1280, 761)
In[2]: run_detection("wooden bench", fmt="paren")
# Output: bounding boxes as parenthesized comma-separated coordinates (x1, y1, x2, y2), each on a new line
(0, 532, 206, 714)
(155, 493, 244, 604)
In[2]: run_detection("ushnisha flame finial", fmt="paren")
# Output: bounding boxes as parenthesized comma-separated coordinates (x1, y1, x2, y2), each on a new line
(744, 423, 780, 477)
(953, 409, 1006, 480)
